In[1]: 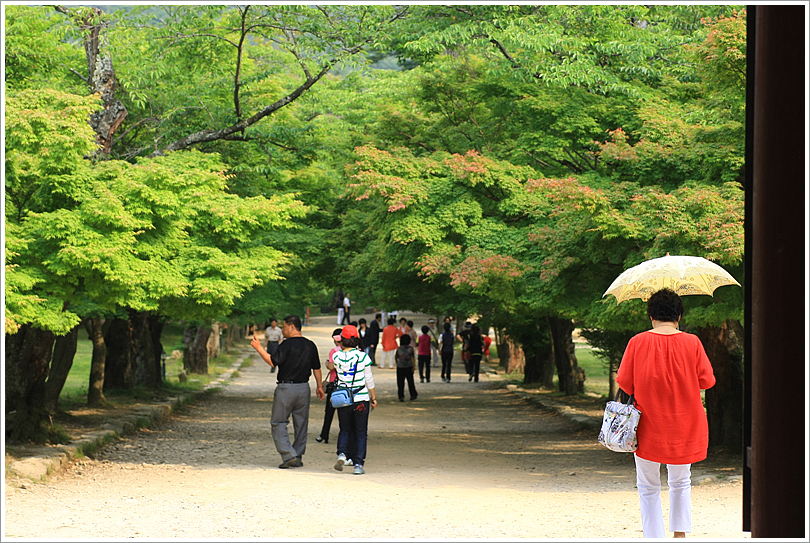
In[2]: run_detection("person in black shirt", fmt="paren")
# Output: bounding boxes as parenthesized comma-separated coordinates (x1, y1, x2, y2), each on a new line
(251, 315, 324, 469)
(365, 313, 382, 366)
(467, 324, 485, 383)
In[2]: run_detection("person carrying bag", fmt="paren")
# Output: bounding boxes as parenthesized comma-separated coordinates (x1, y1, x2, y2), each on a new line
(330, 325, 377, 475)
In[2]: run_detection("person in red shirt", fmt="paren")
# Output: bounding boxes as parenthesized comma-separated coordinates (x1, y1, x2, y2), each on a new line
(616, 288, 716, 539)
(379, 317, 402, 369)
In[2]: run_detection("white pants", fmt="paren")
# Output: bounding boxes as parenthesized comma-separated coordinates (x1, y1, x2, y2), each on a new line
(337, 308, 344, 324)
(634, 455, 692, 538)
(381, 349, 396, 369)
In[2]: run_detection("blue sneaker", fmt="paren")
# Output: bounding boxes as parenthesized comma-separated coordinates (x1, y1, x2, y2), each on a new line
(353, 464, 365, 475)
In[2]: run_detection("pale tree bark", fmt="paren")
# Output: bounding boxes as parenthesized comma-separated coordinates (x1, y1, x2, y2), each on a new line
(207, 322, 221, 360)
(184, 325, 213, 374)
(55, 5, 128, 156)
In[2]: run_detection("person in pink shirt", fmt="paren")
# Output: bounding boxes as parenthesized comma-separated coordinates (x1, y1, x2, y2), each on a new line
(315, 329, 343, 445)
(417, 325, 433, 383)
(379, 317, 402, 369)
(617, 288, 716, 539)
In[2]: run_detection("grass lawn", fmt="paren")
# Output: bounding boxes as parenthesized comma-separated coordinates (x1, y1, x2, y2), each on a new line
(59, 322, 246, 406)
(498, 342, 611, 399)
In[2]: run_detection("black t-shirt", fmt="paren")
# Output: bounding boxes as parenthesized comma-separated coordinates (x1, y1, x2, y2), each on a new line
(467, 333, 483, 354)
(274, 336, 320, 382)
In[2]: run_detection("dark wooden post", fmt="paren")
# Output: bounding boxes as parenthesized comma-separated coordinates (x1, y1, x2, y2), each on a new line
(747, 5, 806, 538)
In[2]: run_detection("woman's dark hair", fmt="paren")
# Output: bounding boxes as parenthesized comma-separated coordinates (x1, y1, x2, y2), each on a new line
(332, 328, 343, 337)
(399, 334, 411, 345)
(341, 336, 361, 348)
(359, 318, 367, 327)
(421, 325, 430, 334)
(647, 288, 684, 322)
(283, 315, 302, 331)
(471, 324, 481, 336)
(407, 320, 414, 327)
(387, 317, 396, 325)
(443, 322, 451, 332)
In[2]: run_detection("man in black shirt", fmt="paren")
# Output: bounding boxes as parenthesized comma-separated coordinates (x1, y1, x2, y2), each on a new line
(251, 315, 324, 469)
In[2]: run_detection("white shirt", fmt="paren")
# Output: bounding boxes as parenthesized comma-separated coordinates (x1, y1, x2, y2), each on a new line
(343, 296, 351, 308)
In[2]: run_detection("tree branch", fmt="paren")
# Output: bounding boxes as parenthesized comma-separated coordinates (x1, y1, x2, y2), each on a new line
(233, 5, 249, 120)
(149, 64, 332, 157)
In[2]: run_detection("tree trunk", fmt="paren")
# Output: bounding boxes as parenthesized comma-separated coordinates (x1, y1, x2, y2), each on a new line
(498, 335, 524, 374)
(43, 324, 81, 413)
(226, 322, 239, 351)
(520, 325, 554, 388)
(130, 310, 158, 388)
(609, 359, 619, 399)
(547, 316, 585, 395)
(55, 5, 127, 156)
(86, 317, 108, 407)
(187, 325, 212, 374)
(695, 320, 744, 453)
(182, 325, 197, 371)
(5, 324, 56, 443)
(104, 316, 136, 390)
(208, 322, 221, 360)
(149, 315, 165, 384)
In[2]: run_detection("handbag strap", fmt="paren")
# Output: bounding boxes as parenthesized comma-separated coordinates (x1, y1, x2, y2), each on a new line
(338, 352, 359, 390)
(614, 390, 635, 405)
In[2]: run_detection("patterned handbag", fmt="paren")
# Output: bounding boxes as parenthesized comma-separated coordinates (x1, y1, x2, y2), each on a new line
(598, 392, 641, 453)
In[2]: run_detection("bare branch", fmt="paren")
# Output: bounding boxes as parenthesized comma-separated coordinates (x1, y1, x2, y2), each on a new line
(149, 64, 332, 157)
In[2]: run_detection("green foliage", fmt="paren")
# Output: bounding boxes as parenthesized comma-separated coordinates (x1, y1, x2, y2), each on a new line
(4, 6, 86, 93)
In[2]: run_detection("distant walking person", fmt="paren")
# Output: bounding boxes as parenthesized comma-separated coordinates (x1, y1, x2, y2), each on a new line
(427, 318, 440, 367)
(250, 315, 324, 469)
(342, 292, 352, 325)
(366, 313, 383, 366)
(264, 318, 283, 374)
(380, 317, 402, 369)
(467, 324, 485, 382)
(405, 320, 418, 349)
(440, 322, 455, 382)
(334, 289, 344, 325)
(395, 334, 418, 401)
(316, 328, 344, 445)
(417, 325, 432, 383)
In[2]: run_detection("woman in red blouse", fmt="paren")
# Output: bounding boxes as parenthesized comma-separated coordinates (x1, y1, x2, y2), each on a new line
(616, 288, 716, 538)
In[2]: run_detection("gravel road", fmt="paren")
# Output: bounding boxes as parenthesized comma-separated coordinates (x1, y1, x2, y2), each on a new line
(3, 315, 748, 540)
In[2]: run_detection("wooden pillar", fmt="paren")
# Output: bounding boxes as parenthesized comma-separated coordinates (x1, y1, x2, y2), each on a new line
(748, 5, 806, 538)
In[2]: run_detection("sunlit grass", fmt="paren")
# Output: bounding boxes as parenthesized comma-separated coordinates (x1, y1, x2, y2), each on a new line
(59, 322, 246, 405)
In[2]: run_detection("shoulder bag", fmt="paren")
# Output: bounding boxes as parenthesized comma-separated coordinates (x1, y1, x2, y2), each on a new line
(597, 391, 641, 453)
(330, 358, 362, 409)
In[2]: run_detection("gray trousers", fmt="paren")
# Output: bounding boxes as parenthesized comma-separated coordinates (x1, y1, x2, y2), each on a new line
(271, 383, 311, 462)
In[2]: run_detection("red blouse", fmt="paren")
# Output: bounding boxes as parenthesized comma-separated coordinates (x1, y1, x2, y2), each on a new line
(616, 331, 716, 465)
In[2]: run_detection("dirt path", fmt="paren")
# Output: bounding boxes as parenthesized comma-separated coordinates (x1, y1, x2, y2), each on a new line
(3, 315, 749, 539)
